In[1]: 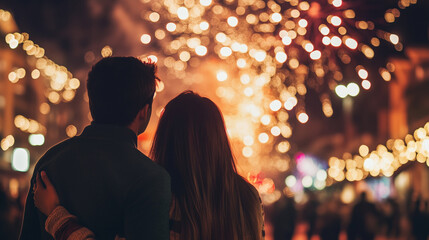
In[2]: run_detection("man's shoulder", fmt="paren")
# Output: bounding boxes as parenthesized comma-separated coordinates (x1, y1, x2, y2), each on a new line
(35, 137, 78, 168)
(125, 149, 169, 178)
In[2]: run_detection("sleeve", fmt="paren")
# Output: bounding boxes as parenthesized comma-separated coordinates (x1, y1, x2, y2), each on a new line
(45, 206, 96, 240)
(19, 179, 43, 240)
(123, 168, 171, 240)
(19, 139, 74, 240)
(19, 163, 50, 240)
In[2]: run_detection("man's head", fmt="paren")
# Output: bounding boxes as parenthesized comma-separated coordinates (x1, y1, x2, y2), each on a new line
(87, 57, 158, 133)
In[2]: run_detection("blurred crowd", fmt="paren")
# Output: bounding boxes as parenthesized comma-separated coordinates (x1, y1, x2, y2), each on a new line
(270, 191, 429, 240)
(2, 183, 429, 240)
(0, 182, 25, 240)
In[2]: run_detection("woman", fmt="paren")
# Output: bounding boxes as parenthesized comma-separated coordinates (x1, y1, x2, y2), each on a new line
(34, 91, 265, 240)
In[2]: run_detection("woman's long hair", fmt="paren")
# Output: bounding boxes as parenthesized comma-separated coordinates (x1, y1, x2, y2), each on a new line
(151, 91, 263, 240)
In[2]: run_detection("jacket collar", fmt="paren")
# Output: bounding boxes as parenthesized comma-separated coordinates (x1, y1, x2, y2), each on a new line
(80, 123, 137, 148)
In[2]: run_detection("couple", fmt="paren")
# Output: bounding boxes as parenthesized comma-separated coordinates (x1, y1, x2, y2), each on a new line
(19, 57, 265, 240)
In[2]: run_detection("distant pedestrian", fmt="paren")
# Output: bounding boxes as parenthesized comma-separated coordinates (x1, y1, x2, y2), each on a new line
(273, 194, 296, 240)
(347, 192, 379, 240)
(411, 196, 427, 240)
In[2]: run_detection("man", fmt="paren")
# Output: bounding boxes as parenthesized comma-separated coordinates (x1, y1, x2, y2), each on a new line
(19, 57, 171, 240)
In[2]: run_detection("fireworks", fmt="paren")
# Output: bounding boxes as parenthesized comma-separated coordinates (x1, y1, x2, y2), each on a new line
(131, 0, 415, 187)
(1, 0, 418, 189)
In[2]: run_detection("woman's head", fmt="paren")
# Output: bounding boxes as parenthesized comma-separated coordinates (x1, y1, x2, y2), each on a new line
(151, 91, 235, 194)
(151, 91, 262, 240)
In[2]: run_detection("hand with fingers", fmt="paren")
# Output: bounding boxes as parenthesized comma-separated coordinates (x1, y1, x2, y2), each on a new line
(33, 171, 60, 216)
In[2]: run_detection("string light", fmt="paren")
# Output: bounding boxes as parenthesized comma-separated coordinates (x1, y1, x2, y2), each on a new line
(328, 122, 429, 182)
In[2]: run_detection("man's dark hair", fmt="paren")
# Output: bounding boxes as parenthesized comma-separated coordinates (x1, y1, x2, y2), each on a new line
(87, 57, 159, 126)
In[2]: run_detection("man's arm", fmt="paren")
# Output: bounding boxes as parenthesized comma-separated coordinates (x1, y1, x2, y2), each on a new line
(19, 141, 68, 240)
(19, 178, 43, 240)
(19, 171, 52, 240)
(123, 168, 171, 240)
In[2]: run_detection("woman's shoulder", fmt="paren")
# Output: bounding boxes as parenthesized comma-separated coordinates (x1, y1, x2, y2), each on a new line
(235, 174, 261, 200)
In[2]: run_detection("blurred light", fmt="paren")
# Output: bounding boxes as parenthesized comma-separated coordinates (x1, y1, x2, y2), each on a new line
(380, 68, 392, 81)
(304, 43, 314, 52)
(341, 184, 355, 204)
(302, 176, 313, 188)
(319, 26, 330, 35)
(195, 45, 207, 56)
(285, 175, 297, 187)
(347, 83, 360, 97)
(331, 36, 342, 47)
(179, 51, 191, 62)
(277, 141, 291, 153)
(390, 34, 399, 45)
(177, 7, 189, 20)
(199, 21, 209, 30)
(298, 19, 308, 28)
(258, 133, 269, 143)
(242, 146, 253, 157)
(314, 180, 326, 190)
(101, 45, 113, 58)
(29, 134, 45, 146)
(233, 58, 245, 68)
(12, 148, 30, 172)
(240, 74, 250, 84)
(140, 34, 151, 44)
(291, 9, 300, 18)
(220, 47, 232, 57)
(48, 92, 60, 104)
(8, 72, 17, 83)
(16, 68, 26, 78)
(332, 0, 342, 7)
(310, 50, 321, 60)
(200, 0, 212, 7)
(297, 112, 309, 124)
(322, 36, 331, 45)
(359, 145, 369, 157)
(331, 16, 342, 26)
(362, 45, 375, 59)
(31, 69, 40, 79)
(166, 22, 177, 32)
(270, 100, 282, 112)
(275, 52, 287, 63)
(243, 136, 254, 146)
(1, 135, 15, 151)
(254, 51, 266, 62)
(260, 115, 271, 125)
(362, 80, 371, 90)
(371, 37, 380, 47)
(243, 87, 254, 96)
(335, 85, 348, 98)
(284, 97, 297, 110)
(216, 70, 228, 82)
(227, 16, 238, 27)
(9, 39, 18, 49)
(149, 12, 160, 22)
(69, 78, 80, 89)
(358, 69, 368, 79)
(155, 29, 166, 39)
(270, 13, 282, 23)
(271, 126, 281, 136)
(316, 170, 327, 181)
(282, 36, 292, 45)
(345, 38, 358, 49)
(66, 125, 78, 137)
